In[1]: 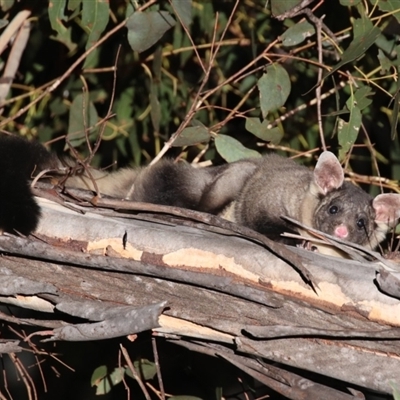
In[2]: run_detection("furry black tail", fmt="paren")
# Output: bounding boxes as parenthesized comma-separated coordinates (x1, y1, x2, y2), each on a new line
(0, 135, 53, 235)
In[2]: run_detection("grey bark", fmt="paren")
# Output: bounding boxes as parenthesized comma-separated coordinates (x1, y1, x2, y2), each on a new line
(1, 188, 400, 398)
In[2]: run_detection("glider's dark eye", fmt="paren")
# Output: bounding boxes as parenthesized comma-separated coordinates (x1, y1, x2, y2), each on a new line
(357, 218, 366, 229)
(329, 206, 338, 214)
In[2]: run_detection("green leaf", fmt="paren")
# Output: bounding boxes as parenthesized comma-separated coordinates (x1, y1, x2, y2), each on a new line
(48, 0, 77, 51)
(49, 97, 68, 116)
(353, 15, 374, 39)
(125, 359, 157, 381)
(95, 377, 111, 395)
(239, 75, 257, 93)
(395, 44, 400, 68)
(377, 49, 393, 73)
(135, 359, 157, 380)
(338, 96, 362, 160)
(109, 367, 125, 386)
(169, 396, 204, 400)
(197, 1, 217, 35)
(215, 134, 261, 162)
(340, 0, 361, 5)
(67, 93, 99, 147)
(391, 381, 400, 400)
(245, 118, 283, 144)
(370, 0, 400, 24)
(0, 0, 14, 12)
(126, 11, 176, 53)
(115, 87, 135, 122)
(353, 86, 374, 111)
(91, 365, 107, 386)
(82, 0, 110, 68)
(281, 20, 315, 47)
(324, 17, 380, 81)
(172, 0, 192, 29)
(258, 64, 291, 118)
(375, 32, 398, 55)
(172, 126, 211, 147)
(270, 0, 302, 18)
(68, 0, 81, 11)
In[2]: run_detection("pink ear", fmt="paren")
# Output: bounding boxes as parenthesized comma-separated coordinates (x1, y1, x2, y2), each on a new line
(373, 194, 400, 226)
(313, 151, 344, 195)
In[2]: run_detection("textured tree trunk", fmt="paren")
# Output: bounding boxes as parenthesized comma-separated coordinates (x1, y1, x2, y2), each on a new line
(1, 186, 399, 399)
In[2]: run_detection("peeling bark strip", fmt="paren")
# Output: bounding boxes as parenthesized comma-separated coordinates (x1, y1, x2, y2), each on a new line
(0, 339, 23, 354)
(45, 302, 166, 342)
(376, 268, 400, 299)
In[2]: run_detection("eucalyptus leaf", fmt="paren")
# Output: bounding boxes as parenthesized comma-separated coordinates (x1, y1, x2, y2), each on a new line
(391, 381, 400, 400)
(126, 11, 176, 53)
(172, 0, 192, 29)
(67, 93, 99, 147)
(270, 0, 302, 18)
(135, 359, 157, 380)
(82, 0, 110, 68)
(49, 97, 68, 116)
(245, 118, 283, 144)
(239, 75, 257, 93)
(172, 126, 210, 147)
(115, 87, 135, 122)
(258, 64, 291, 118)
(353, 86, 374, 111)
(95, 376, 111, 395)
(338, 97, 361, 160)
(281, 20, 315, 47)
(340, 0, 361, 5)
(377, 49, 393, 73)
(0, 18, 8, 29)
(324, 17, 380, 81)
(371, 0, 400, 24)
(0, 0, 14, 12)
(68, 0, 81, 11)
(125, 359, 157, 381)
(91, 365, 107, 386)
(215, 134, 261, 162)
(109, 367, 125, 386)
(48, 0, 76, 51)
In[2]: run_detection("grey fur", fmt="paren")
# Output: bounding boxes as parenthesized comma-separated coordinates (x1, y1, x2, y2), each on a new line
(231, 152, 400, 252)
(65, 152, 400, 254)
(67, 158, 263, 213)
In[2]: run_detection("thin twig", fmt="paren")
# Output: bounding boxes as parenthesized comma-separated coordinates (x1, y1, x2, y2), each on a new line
(315, 15, 326, 150)
(120, 344, 152, 400)
(9, 353, 37, 400)
(89, 45, 121, 164)
(152, 337, 165, 400)
(118, 349, 131, 398)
